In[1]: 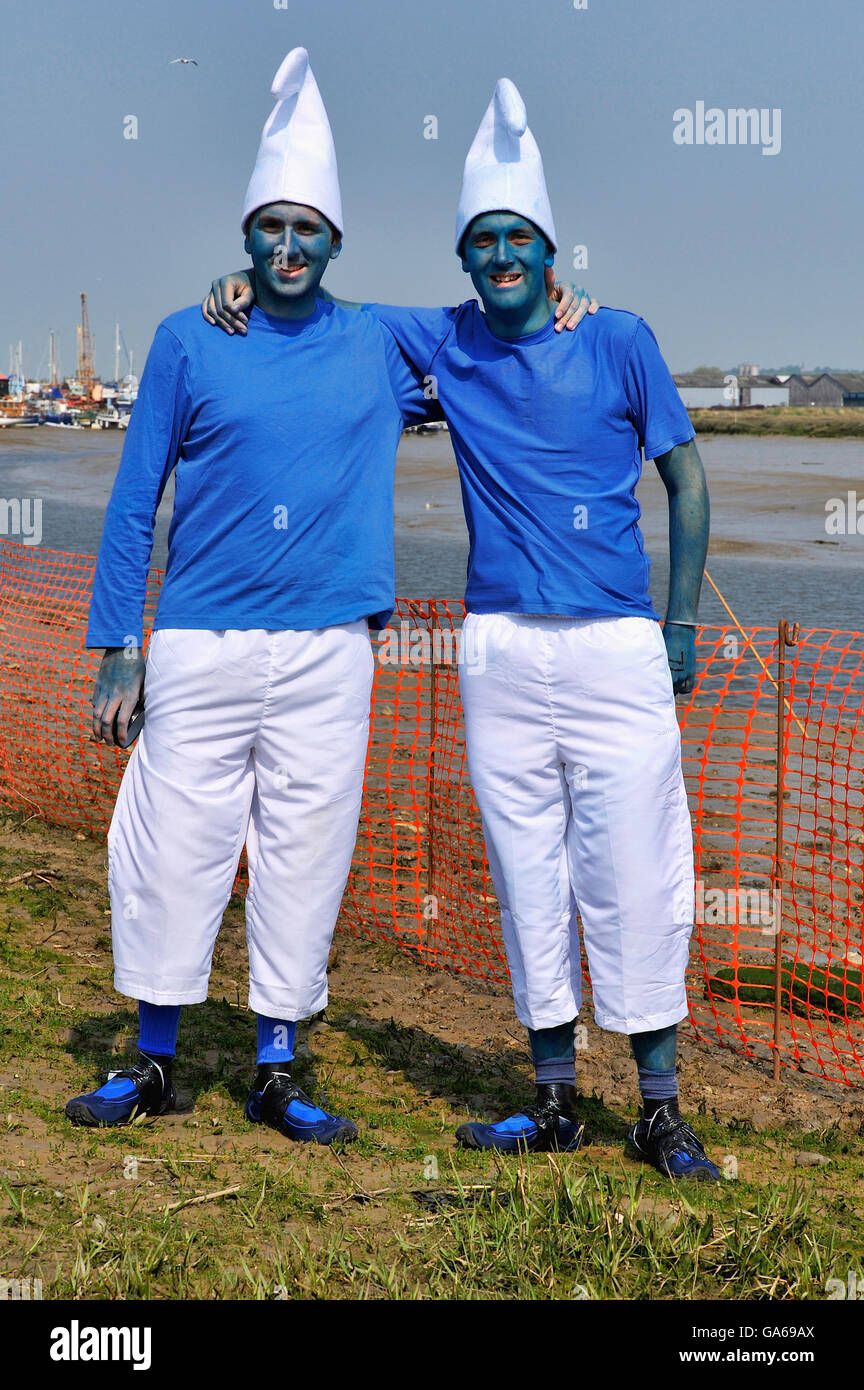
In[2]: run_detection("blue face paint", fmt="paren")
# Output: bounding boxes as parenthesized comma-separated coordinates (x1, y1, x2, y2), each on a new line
(460, 211, 553, 339)
(243, 202, 341, 319)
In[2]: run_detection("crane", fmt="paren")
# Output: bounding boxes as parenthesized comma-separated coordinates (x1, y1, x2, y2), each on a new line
(77, 292, 95, 399)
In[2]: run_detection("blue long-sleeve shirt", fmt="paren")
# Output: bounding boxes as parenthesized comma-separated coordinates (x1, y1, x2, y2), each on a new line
(86, 300, 431, 646)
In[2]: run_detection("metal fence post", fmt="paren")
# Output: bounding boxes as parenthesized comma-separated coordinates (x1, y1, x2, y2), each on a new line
(773, 618, 800, 1081)
(425, 612, 438, 925)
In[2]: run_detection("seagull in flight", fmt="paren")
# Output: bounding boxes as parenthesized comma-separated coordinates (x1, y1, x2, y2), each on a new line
(170, 57, 198, 66)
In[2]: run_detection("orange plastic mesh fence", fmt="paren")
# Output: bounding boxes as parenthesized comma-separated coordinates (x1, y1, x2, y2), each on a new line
(0, 539, 861, 1086)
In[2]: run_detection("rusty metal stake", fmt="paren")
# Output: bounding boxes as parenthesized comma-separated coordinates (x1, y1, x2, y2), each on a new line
(773, 619, 799, 1081)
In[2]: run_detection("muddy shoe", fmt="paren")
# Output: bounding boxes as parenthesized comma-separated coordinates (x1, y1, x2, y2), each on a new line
(626, 1101, 720, 1181)
(456, 1082, 586, 1154)
(245, 1065, 357, 1145)
(65, 1052, 176, 1127)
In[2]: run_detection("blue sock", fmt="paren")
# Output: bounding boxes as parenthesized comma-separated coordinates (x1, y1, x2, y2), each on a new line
(528, 1019, 577, 1086)
(138, 1002, 182, 1059)
(256, 1015, 297, 1065)
(87, 1011, 177, 1105)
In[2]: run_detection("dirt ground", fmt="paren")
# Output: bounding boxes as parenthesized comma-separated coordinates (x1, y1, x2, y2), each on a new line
(3, 810, 864, 1302)
(2, 810, 862, 1149)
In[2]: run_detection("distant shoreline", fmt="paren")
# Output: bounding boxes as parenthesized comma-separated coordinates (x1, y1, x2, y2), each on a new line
(689, 407, 864, 439)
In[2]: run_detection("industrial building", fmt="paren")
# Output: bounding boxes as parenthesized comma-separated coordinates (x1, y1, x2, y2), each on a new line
(786, 372, 864, 407)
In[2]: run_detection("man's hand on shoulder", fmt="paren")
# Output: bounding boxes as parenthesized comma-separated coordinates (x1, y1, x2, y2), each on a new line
(201, 270, 257, 336)
(545, 267, 599, 332)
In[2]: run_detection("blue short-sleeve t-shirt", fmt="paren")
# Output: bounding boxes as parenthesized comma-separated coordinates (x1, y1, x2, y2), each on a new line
(367, 302, 693, 619)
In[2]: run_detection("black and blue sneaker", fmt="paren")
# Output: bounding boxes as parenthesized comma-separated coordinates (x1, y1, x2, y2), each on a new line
(627, 1101, 720, 1181)
(245, 1064, 358, 1146)
(65, 1052, 176, 1127)
(456, 1083, 586, 1154)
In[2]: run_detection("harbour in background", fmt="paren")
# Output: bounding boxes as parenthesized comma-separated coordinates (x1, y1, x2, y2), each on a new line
(0, 427, 861, 631)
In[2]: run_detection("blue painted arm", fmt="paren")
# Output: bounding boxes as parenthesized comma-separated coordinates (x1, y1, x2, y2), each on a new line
(654, 438, 710, 695)
(201, 268, 596, 333)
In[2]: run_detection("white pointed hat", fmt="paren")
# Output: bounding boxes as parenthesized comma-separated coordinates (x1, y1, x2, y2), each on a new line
(242, 48, 343, 237)
(455, 78, 557, 255)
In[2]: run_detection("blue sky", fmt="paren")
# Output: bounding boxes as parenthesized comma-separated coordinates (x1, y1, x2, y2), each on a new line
(3, 0, 861, 379)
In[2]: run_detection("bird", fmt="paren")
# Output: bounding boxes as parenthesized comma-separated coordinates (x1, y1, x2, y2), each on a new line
(169, 57, 198, 66)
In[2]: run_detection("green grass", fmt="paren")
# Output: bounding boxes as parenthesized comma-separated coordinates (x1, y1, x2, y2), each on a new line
(708, 962, 864, 1020)
(690, 407, 864, 438)
(5, 1154, 858, 1301)
(1, 822, 863, 1300)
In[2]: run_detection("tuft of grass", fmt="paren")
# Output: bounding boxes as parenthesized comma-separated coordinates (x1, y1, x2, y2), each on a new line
(1, 823, 863, 1300)
(218, 1159, 848, 1301)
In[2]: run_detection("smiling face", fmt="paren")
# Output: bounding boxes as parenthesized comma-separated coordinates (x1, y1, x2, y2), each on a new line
(243, 202, 341, 315)
(460, 211, 551, 321)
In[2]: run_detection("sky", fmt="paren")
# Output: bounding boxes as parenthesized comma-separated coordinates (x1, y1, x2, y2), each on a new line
(2, 0, 862, 380)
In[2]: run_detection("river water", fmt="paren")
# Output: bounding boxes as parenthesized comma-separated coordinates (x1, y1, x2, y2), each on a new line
(0, 427, 861, 631)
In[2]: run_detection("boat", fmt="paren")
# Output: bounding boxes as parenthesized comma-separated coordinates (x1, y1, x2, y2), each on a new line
(42, 405, 85, 428)
(92, 408, 128, 430)
(0, 414, 40, 428)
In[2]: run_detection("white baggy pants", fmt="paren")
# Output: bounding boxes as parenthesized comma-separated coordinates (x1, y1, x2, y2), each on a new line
(458, 613, 694, 1035)
(108, 624, 374, 1018)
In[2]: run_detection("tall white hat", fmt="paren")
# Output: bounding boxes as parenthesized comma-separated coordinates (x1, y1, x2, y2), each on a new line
(242, 48, 343, 237)
(454, 78, 557, 255)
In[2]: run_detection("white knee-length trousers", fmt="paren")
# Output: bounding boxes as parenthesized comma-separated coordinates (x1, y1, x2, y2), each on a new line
(458, 613, 695, 1034)
(108, 624, 374, 1018)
